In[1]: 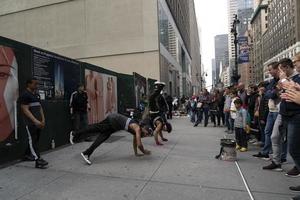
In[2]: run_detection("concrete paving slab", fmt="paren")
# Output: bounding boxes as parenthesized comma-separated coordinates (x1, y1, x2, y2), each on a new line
(136, 182, 249, 200)
(151, 154, 245, 190)
(0, 166, 66, 200)
(253, 192, 293, 200)
(236, 149, 298, 196)
(18, 172, 146, 200)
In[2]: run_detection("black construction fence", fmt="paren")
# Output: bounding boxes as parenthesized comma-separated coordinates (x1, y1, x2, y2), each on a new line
(0, 36, 156, 164)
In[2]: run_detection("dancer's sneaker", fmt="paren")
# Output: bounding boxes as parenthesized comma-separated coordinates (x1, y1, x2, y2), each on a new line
(81, 152, 92, 165)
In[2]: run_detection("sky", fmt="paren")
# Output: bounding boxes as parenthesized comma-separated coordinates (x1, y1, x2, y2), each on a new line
(194, 0, 228, 87)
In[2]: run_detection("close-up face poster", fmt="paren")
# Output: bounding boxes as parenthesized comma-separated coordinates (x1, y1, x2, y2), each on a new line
(0, 46, 18, 143)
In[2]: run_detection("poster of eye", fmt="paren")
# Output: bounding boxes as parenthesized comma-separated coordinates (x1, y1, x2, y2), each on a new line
(32, 48, 81, 100)
(85, 69, 118, 124)
(0, 45, 19, 144)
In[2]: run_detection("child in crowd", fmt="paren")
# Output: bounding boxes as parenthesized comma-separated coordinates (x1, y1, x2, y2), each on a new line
(234, 99, 248, 152)
(229, 89, 239, 134)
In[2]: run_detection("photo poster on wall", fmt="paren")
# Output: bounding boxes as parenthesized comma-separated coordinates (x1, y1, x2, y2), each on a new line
(0, 45, 19, 145)
(85, 69, 118, 125)
(133, 72, 147, 110)
(32, 48, 81, 100)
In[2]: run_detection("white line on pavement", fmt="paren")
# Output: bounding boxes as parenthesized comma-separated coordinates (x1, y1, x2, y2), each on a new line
(235, 161, 255, 200)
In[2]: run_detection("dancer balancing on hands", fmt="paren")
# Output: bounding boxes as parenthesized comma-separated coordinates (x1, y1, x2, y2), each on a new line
(148, 81, 172, 145)
(70, 113, 153, 165)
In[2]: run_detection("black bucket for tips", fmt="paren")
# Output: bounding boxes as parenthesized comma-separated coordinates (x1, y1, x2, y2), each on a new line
(215, 139, 237, 161)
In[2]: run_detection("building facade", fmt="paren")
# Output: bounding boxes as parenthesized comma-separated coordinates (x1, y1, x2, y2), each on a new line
(0, 0, 201, 97)
(189, 0, 202, 94)
(263, 0, 300, 79)
(250, 0, 268, 83)
(214, 34, 229, 86)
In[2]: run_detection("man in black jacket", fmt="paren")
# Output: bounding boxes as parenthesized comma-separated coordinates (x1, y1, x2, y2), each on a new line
(70, 84, 90, 132)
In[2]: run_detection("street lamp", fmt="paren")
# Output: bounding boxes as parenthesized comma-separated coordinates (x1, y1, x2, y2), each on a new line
(231, 14, 241, 85)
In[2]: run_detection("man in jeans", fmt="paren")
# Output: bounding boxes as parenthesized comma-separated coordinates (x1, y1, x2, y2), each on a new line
(263, 111, 288, 171)
(253, 62, 280, 160)
(279, 58, 300, 179)
(279, 58, 300, 200)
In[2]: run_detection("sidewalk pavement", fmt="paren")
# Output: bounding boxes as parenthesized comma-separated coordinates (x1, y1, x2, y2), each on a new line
(0, 117, 298, 200)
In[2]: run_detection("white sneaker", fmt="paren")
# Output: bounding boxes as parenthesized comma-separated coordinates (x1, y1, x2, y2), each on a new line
(69, 131, 75, 145)
(81, 153, 92, 165)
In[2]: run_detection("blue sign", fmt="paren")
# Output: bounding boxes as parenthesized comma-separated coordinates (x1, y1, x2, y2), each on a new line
(238, 36, 250, 63)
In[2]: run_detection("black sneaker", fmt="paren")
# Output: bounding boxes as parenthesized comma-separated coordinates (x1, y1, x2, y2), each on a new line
(35, 159, 48, 169)
(291, 195, 300, 200)
(253, 152, 270, 160)
(290, 186, 300, 192)
(263, 161, 283, 171)
(81, 152, 92, 165)
(286, 166, 300, 178)
(38, 158, 48, 166)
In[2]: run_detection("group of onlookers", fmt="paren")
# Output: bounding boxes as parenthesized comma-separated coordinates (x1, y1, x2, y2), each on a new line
(188, 53, 300, 200)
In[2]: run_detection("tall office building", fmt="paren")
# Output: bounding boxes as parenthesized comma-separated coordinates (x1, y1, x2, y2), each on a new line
(0, 0, 202, 96)
(189, 0, 202, 94)
(214, 34, 229, 85)
(212, 59, 216, 86)
(228, 0, 238, 71)
(263, 0, 300, 80)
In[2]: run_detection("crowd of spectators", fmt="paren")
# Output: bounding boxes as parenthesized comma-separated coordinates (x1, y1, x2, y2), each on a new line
(186, 53, 300, 200)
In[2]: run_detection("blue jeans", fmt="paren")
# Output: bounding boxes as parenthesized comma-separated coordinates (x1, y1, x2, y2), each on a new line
(194, 109, 203, 125)
(224, 112, 230, 130)
(262, 112, 278, 155)
(287, 114, 300, 170)
(203, 107, 209, 126)
(190, 110, 196, 123)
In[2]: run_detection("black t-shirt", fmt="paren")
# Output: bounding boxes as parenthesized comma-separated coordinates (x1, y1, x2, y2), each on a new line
(19, 89, 42, 126)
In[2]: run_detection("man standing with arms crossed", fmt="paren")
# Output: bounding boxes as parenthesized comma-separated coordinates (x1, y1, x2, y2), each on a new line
(19, 78, 48, 169)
